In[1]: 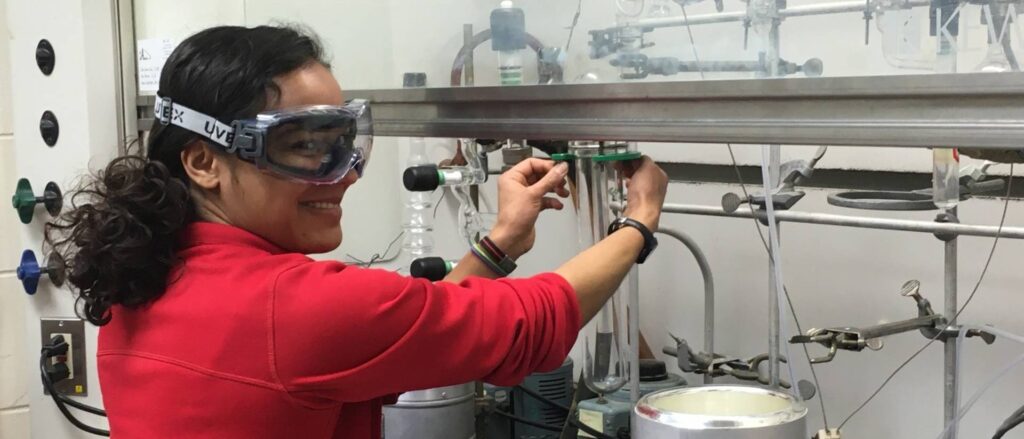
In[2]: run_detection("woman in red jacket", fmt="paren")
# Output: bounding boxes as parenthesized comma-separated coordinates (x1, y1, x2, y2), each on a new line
(46, 25, 667, 438)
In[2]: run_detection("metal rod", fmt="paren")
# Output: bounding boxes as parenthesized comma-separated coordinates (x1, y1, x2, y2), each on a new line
(636, 202, 1024, 239)
(767, 149, 782, 388)
(657, 227, 716, 385)
(857, 314, 944, 340)
(629, 267, 641, 402)
(462, 24, 475, 87)
(112, 0, 139, 153)
(944, 210, 960, 439)
(937, 14, 960, 436)
(763, 0, 784, 384)
(634, 9, 746, 27)
(609, 0, 929, 31)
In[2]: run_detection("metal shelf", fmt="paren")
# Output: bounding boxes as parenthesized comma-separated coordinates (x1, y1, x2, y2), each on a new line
(340, 72, 1024, 149)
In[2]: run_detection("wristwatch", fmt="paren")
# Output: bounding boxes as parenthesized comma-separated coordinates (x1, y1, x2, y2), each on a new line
(607, 217, 658, 264)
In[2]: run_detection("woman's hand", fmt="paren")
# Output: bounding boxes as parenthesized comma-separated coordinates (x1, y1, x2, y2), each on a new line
(489, 158, 570, 259)
(619, 156, 668, 231)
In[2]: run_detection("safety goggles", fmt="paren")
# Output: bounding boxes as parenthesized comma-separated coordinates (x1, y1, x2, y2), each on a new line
(154, 96, 373, 184)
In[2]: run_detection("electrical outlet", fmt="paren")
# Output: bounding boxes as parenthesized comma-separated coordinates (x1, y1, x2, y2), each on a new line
(50, 332, 74, 380)
(40, 318, 87, 396)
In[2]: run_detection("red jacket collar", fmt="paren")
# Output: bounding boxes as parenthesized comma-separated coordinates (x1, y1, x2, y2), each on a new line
(180, 221, 284, 254)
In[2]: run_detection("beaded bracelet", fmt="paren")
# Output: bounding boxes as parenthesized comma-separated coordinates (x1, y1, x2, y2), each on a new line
(470, 236, 517, 277)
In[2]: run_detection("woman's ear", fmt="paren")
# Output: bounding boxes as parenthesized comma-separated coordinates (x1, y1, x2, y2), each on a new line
(181, 141, 223, 190)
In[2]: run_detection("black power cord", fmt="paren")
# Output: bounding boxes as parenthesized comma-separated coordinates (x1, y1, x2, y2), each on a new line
(492, 409, 562, 432)
(40, 336, 109, 436)
(40, 338, 107, 416)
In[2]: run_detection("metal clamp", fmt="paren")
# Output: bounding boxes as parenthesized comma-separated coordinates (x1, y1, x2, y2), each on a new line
(664, 334, 817, 399)
(827, 165, 1008, 212)
(902, 279, 997, 344)
(826, 190, 935, 211)
(790, 280, 996, 363)
(722, 146, 827, 215)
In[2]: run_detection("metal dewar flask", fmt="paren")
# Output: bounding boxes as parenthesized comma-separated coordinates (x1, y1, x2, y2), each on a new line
(633, 385, 808, 439)
(382, 383, 476, 439)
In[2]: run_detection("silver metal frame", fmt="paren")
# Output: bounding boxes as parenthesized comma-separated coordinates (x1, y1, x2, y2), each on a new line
(642, 202, 1024, 239)
(113, 0, 138, 153)
(342, 73, 1024, 150)
(596, 0, 929, 31)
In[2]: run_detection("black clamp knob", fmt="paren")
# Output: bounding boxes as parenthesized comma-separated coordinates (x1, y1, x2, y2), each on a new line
(15, 250, 66, 295)
(403, 165, 441, 192)
(40, 111, 60, 146)
(410, 257, 452, 281)
(35, 39, 55, 75)
(11, 178, 63, 224)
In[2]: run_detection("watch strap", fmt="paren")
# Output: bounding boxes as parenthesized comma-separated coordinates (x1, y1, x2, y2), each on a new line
(607, 217, 658, 264)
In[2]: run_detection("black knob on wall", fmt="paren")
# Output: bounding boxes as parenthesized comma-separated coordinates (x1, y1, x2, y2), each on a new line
(39, 111, 59, 146)
(36, 39, 55, 75)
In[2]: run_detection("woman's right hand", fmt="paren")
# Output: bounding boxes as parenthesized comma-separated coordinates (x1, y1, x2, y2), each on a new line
(620, 156, 669, 231)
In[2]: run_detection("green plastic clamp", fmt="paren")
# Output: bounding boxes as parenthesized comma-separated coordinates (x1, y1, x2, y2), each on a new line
(592, 151, 643, 162)
(11, 178, 63, 224)
(550, 153, 577, 162)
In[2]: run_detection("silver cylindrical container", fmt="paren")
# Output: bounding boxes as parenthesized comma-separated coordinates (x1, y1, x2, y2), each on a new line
(382, 383, 476, 439)
(633, 385, 807, 439)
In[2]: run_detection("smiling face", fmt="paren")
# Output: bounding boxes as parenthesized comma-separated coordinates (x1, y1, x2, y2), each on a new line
(182, 62, 356, 254)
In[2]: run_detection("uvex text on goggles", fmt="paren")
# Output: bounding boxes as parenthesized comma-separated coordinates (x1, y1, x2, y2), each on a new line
(154, 96, 373, 184)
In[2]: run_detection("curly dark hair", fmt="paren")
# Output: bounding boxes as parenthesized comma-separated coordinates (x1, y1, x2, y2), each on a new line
(45, 25, 329, 325)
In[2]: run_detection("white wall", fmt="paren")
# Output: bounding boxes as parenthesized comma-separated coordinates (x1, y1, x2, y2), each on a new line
(7, 0, 120, 438)
(0, 0, 31, 436)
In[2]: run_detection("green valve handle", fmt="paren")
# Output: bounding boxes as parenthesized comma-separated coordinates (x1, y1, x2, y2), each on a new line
(550, 151, 642, 162)
(11, 178, 63, 224)
(592, 151, 642, 162)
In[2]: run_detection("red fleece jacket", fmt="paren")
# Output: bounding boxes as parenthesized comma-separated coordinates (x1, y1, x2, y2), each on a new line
(97, 222, 580, 438)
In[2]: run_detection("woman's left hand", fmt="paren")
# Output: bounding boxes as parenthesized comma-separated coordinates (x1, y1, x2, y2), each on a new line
(489, 158, 570, 259)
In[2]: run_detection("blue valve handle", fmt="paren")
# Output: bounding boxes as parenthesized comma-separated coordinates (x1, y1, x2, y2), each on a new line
(15, 249, 66, 295)
(16, 250, 41, 295)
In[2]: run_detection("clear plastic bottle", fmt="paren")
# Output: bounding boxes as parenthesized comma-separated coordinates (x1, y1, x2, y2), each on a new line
(932, 148, 960, 210)
(402, 137, 435, 266)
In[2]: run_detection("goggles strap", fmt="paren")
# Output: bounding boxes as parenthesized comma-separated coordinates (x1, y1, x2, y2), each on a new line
(154, 95, 235, 148)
